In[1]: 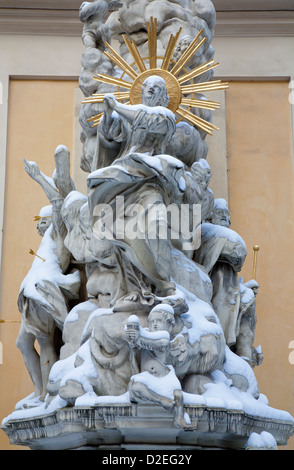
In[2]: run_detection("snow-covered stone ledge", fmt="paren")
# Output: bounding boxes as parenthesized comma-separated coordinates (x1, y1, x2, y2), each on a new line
(2, 403, 294, 450)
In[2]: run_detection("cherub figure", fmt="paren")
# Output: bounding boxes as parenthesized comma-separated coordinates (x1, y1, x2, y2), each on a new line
(172, 35, 193, 63)
(79, 0, 122, 50)
(124, 305, 189, 428)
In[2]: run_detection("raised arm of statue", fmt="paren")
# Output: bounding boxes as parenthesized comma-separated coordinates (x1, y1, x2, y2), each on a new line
(24, 146, 75, 269)
(103, 94, 174, 133)
(124, 316, 170, 353)
(24, 159, 61, 203)
(79, 0, 122, 22)
(79, 0, 122, 50)
(24, 146, 74, 204)
(103, 95, 138, 126)
(53, 146, 75, 199)
(79, 1, 106, 22)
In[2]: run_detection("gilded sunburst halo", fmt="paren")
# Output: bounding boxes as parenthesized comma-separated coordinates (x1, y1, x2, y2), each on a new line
(83, 17, 228, 136)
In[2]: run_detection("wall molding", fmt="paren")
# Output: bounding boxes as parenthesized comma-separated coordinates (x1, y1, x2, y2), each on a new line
(0, 6, 293, 37)
(215, 11, 294, 37)
(0, 8, 82, 36)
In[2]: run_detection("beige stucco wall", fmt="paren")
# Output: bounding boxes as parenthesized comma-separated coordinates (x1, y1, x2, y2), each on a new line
(0, 79, 79, 450)
(224, 80, 294, 450)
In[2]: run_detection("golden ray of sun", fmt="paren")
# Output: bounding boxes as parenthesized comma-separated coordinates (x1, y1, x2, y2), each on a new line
(83, 17, 228, 136)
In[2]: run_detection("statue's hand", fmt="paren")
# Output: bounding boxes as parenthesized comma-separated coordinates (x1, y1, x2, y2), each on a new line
(103, 95, 116, 112)
(23, 158, 41, 181)
(125, 323, 140, 348)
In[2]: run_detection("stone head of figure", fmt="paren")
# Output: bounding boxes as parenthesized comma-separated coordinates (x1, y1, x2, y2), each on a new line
(148, 304, 175, 334)
(141, 75, 170, 108)
(170, 335, 188, 362)
(211, 198, 231, 227)
(173, 35, 193, 61)
(191, 159, 212, 191)
(244, 279, 260, 297)
(36, 205, 52, 237)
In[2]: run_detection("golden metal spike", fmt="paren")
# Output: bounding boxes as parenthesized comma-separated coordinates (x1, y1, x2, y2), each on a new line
(161, 40, 173, 70)
(103, 52, 137, 80)
(170, 30, 204, 76)
(83, 92, 130, 104)
(186, 84, 229, 93)
(122, 34, 147, 73)
(161, 28, 182, 71)
(191, 80, 228, 90)
(160, 35, 174, 70)
(181, 80, 229, 94)
(176, 110, 213, 135)
(87, 112, 103, 122)
(91, 120, 102, 128)
(0, 319, 21, 323)
(177, 106, 219, 135)
(177, 60, 219, 84)
(88, 101, 130, 127)
(88, 92, 130, 99)
(29, 249, 46, 262)
(170, 30, 203, 75)
(171, 37, 207, 77)
(33, 215, 52, 221)
(178, 37, 206, 72)
(181, 85, 227, 94)
(104, 42, 138, 80)
(93, 74, 133, 89)
(181, 97, 220, 110)
(253, 245, 260, 279)
(147, 17, 157, 69)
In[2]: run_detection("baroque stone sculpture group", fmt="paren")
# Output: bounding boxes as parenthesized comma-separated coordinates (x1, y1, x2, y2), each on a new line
(2, 0, 294, 450)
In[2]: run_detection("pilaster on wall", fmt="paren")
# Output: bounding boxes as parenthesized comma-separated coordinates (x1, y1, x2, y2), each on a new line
(73, 86, 87, 195)
(1, 1, 294, 37)
(206, 90, 228, 201)
(0, 73, 9, 291)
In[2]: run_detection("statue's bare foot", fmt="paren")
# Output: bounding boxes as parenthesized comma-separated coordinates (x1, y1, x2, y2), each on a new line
(124, 292, 139, 302)
(174, 413, 191, 429)
(22, 395, 43, 409)
(113, 291, 155, 312)
(173, 389, 191, 429)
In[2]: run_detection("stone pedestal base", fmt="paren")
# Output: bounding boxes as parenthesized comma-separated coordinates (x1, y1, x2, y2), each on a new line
(2, 403, 294, 450)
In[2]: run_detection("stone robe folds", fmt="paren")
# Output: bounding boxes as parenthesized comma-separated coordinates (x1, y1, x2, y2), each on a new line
(18, 225, 80, 338)
(194, 223, 247, 346)
(93, 103, 176, 170)
(87, 152, 186, 304)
